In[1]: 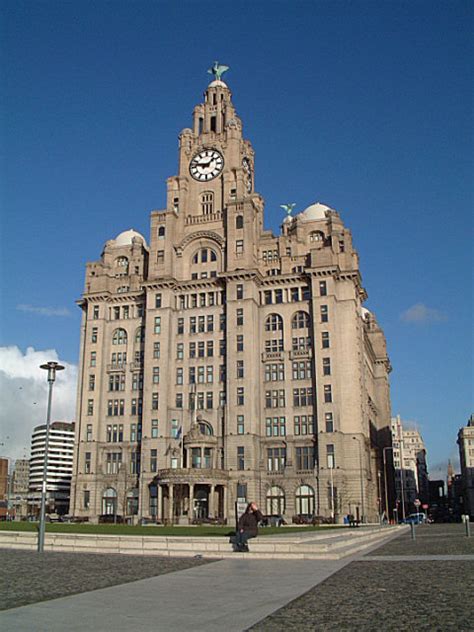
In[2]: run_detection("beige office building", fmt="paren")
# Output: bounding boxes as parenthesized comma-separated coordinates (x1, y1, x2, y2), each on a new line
(70, 69, 392, 524)
(458, 414, 474, 518)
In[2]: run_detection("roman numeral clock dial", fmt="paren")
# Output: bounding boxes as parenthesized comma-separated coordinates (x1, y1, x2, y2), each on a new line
(189, 149, 224, 181)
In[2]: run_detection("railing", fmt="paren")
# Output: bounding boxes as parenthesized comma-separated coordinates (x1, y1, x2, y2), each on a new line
(289, 349, 312, 359)
(106, 363, 127, 371)
(262, 351, 284, 361)
(185, 212, 222, 225)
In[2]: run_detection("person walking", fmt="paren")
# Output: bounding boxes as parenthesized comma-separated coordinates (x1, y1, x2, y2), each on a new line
(234, 502, 263, 552)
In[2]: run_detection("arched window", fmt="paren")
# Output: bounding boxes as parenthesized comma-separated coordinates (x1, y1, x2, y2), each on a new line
(102, 487, 117, 515)
(236, 215, 244, 229)
(115, 256, 129, 270)
(192, 248, 218, 264)
(266, 486, 285, 515)
(112, 328, 128, 345)
(309, 231, 325, 243)
(126, 488, 139, 515)
(292, 311, 310, 329)
(201, 192, 214, 215)
(295, 484, 315, 516)
(135, 327, 145, 344)
(158, 226, 165, 238)
(198, 421, 214, 435)
(265, 314, 283, 331)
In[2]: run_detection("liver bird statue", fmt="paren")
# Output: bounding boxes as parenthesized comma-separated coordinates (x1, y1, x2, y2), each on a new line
(280, 203, 296, 217)
(208, 61, 230, 81)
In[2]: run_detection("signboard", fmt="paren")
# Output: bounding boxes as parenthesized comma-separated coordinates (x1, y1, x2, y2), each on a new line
(422, 504, 428, 509)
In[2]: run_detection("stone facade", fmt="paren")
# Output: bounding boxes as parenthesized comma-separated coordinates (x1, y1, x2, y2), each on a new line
(457, 414, 474, 518)
(70, 73, 392, 524)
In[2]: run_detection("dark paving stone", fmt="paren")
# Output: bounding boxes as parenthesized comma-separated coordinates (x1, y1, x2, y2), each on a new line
(249, 560, 474, 631)
(0, 549, 213, 611)
(368, 524, 474, 557)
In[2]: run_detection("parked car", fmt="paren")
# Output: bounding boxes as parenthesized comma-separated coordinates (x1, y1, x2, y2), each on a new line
(403, 513, 426, 525)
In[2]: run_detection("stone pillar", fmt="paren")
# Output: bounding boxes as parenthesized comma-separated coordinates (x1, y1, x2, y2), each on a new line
(209, 484, 215, 518)
(157, 485, 162, 522)
(189, 483, 194, 522)
(168, 484, 174, 524)
(223, 485, 227, 522)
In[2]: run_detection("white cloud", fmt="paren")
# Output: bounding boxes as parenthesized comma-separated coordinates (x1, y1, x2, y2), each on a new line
(400, 303, 447, 324)
(16, 304, 72, 317)
(0, 346, 77, 462)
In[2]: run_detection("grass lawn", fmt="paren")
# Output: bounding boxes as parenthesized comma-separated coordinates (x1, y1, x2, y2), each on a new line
(0, 521, 342, 537)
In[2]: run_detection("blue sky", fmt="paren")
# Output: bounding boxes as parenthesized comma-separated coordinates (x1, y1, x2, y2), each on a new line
(1, 1, 472, 473)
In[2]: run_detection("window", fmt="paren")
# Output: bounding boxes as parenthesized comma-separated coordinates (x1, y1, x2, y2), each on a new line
(84, 490, 90, 509)
(292, 311, 310, 329)
(190, 317, 197, 334)
(302, 286, 311, 301)
(152, 367, 160, 384)
(171, 419, 180, 439)
(327, 444, 335, 468)
(154, 317, 161, 334)
(93, 305, 99, 319)
(296, 446, 315, 470)
(157, 250, 164, 264)
(322, 332, 330, 348)
(152, 392, 159, 410)
(296, 485, 315, 515)
(236, 335, 244, 352)
(265, 416, 286, 437)
(237, 447, 245, 470)
(264, 290, 272, 305)
(91, 327, 98, 343)
(131, 398, 143, 416)
(113, 306, 120, 320)
(207, 315, 214, 332)
(86, 424, 93, 441)
(85, 452, 91, 474)
(106, 453, 122, 475)
(220, 314, 226, 331)
(197, 392, 205, 409)
(292, 361, 312, 380)
(198, 341, 205, 357)
(267, 449, 286, 472)
(151, 419, 159, 438)
(131, 373, 143, 391)
(207, 341, 214, 357)
(192, 247, 218, 263)
(236, 284, 243, 299)
(189, 342, 196, 358)
(236, 215, 243, 229)
(206, 392, 213, 409)
(237, 387, 244, 405)
(198, 366, 205, 384)
(310, 231, 324, 243)
(150, 449, 157, 472)
(176, 367, 183, 385)
(158, 226, 165, 238)
(109, 374, 125, 392)
(237, 415, 245, 434)
(236, 240, 244, 254)
(293, 388, 313, 407)
(236, 308, 244, 326)
(90, 352, 96, 367)
(219, 364, 226, 382)
(275, 289, 283, 304)
(130, 451, 140, 475)
(265, 389, 286, 408)
(88, 374, 95, 391)
(266, 486, 285, 513)
(325, 412, 334, 432)
(135, 327, 145, 343)
(265, 314, 283, 331)
(294, 415, 314, 435)
(323, 357, 331, 375)
(237, 360, 244, 379)
(122, 305, 129, 320)
(107, 399, 124, 416)
(320, 305, 328, 322)
(177, 318, 184, 334)
(264, 363, 284, 382)
(189, 367, 196, 384)
(292, 336, 311, 352)
(176, 393, 183, 408)
(319, 281, 327, 296)
(265, 339, 284, 353)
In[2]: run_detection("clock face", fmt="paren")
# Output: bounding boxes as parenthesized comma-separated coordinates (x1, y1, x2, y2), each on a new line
(242, 157, 252, 193)
(190, 149, 224, 181)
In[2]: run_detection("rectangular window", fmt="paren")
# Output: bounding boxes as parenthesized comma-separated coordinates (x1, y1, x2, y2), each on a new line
(324, 385, 332, 403)
(150, 449, 157, 473)
(236, 308, 244, 326)
(220, 314, 226, 331)
(84, 452, 91, 474)
(122, 305, 129, 319)
(189, 367, 196, 384)
(267, 447, 286, 471)
(93, 305, 99, 319)
(86, 424, 93, 441)
(206, 392, 213, 409)
(176, 367, 183, 385)
(91, 327, 98, 343)
(131, 372, 143, 391)
(323, 357, 331, 375)
(237, 447, 245, 470)
(236, 284, 243, 299)
(152, 392, 159, 410)
(322, 332, 330, 348)
(198, 341, 205, 357)
(207, 315, 214, 332)
(264, 389, 286, 408)
(264, 339, 284, 353)
(198, 316, 205, 333)
(275, 289, 283, 304)
(206, 366, 213, 384)
(199, 292, 206, 307)
(198, 366, 205, 384)
(294, 415, 314, 436)
(90, 352, 96, 367)
(153, 342, 160, 359)
(207, 341, 214, 357)
(151, 419, 159, 438)
(302, 286, 311, 301)
(292, 361, 312, 380)
(264, 290, 272, 305)
(197, 392, 204, 409)
(154, 317, 161, 334)
(325, 412, 334, 433)
(296, 446, 314, 470)
(319, 281, 327, 296)
(177, 343, 184, 359)
(87, 399, 94, 415)
(88, 374, 95, 391)
(237, 386, 244, 406)
(219, 364, 226, 382)
(130, 423, 137, 442)
(176, 393, 183, 408)
(106, 452, 122, 474)
(219, 391, 226, 407)
(327, 444, 335, 469)
(320, 305, 328, 322)
(236, 360, 244, 379)
(219, 339, 226, 356)
(265, 416, 286, 437)
(84, 490, 90, 509)
(293, 388, 313, 407)
(130, 450, 140, 475)
(113, 306, 120, 320)
(152, 367, 160, 384)
(189, 342, 196, 358)
(155, 293, 162, 308)
(237, 415, 245, 435)
(171, 419, 179, 439)
(190, 317, 197, 334)
(236, 240, 244, 254)
(177, 318, 184, 335)
(236, 335, 244, 352)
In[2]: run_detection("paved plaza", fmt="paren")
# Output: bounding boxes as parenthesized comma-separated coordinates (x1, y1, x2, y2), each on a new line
(0, 524, 472, 631)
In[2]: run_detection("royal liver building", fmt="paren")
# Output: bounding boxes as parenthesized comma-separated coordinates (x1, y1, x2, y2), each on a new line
(70, 65, 392, 524)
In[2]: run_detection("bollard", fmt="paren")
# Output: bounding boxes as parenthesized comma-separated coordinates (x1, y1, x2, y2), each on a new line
(410, 522, 416, 540)
(465, 516, 471, 538)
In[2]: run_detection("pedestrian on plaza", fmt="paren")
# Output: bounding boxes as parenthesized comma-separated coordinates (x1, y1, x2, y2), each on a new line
(234, 502, 263, 552)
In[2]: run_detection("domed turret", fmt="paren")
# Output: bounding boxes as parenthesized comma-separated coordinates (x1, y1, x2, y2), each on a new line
(113, 229, 147, 247)
(299, 202, 334, 221)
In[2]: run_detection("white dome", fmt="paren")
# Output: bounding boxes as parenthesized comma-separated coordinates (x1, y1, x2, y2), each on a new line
(300, 202, 334, 221)
(208, 79, 228, 88)
(114, 229, 147, 247)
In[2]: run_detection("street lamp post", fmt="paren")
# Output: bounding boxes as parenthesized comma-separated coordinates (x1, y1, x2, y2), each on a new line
(352, 436, 365, 523)
(38, 361, 65, 553)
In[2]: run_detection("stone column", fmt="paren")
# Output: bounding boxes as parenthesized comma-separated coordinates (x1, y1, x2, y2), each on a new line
(222, 485, 227, 522)
(157, 485, 162, 522)
(168, 484, 174, 524)
(189, 483, 194, 522)
(209, 484, 215, 518)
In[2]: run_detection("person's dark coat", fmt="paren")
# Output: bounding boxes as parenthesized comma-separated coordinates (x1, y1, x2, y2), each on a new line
(238, 509, 263, 537)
